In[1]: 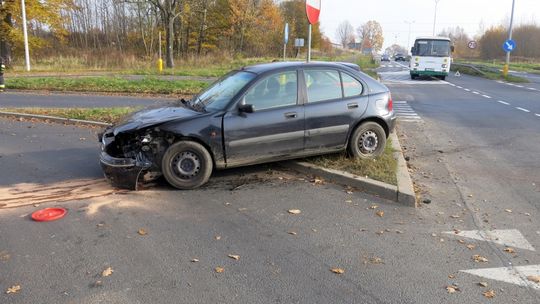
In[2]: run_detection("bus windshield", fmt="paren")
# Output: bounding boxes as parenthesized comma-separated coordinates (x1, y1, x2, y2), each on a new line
(413, 40, 451, 57)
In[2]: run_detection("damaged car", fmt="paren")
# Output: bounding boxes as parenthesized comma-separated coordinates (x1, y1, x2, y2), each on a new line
(99, 61, 396, 190)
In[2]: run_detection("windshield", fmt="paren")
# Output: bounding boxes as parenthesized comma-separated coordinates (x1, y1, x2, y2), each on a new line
(192, 71, 256, 111)
(414, 39, 451, 57)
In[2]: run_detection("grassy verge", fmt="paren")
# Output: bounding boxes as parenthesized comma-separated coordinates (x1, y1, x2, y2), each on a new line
(5, 76, 208, 95)
(0, 107, 139, 124)
(451, 64, 529, 83)
(455, 59, 540, 75)
(355, 55, 379, 79)
(305, 139, 397, 186)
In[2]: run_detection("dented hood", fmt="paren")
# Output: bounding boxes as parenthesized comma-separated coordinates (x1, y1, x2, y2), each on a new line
(112, 106, 201, 135)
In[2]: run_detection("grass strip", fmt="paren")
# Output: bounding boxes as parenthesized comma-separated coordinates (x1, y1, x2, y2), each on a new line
(305, 138, 398, 186)
(5, 76, 208, 95)
(0, 107, 139, 124)
(451, 63, 529, 83)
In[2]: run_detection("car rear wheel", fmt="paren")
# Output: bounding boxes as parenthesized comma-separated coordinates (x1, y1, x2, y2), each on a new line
(349, 122, 387, 159)
(161, 141, 213, 190)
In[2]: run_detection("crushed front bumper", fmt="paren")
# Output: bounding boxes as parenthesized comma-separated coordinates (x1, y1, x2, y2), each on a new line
(100, 152, 152, 190)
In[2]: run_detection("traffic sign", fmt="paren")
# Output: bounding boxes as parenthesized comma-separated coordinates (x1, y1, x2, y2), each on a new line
(467, 41, 477, 49)
(503, 39, 516, 52)
(306, 0, 321, 25)
(295, 38, 305, 47)
(284, 23, 289, 44)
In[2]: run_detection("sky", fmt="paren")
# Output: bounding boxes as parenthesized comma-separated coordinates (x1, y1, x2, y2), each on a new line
(317, 0, 539, 51)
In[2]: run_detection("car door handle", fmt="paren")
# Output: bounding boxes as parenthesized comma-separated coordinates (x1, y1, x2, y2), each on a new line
(347, 103, 359, 109)
(284, 112, 297, 118)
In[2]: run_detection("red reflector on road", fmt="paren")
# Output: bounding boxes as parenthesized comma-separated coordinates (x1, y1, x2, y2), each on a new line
(31, 208, 67, 222)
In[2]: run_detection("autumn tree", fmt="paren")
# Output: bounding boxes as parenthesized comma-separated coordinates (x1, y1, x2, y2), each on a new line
(357, 20, 383, 52)
(439, 26, 473, 58)
(478, 26, 506, 59)
(336, 20, 354, 48)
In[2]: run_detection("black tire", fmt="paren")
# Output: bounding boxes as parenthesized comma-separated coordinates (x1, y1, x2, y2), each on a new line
(161, 141, 213, 190)
(439, 76, 446, 80)
(348, 122, 387, 159)
(411, 74, 417, 80)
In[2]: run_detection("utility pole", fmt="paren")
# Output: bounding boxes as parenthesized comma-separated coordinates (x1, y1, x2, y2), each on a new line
(21, 0, 30, 71)
(433, 0, 441, 36)
(503, 0, 516, 77)
(405, 20, 415, 52)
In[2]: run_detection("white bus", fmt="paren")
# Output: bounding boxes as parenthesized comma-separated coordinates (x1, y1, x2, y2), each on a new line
(409, 37, 454, 80)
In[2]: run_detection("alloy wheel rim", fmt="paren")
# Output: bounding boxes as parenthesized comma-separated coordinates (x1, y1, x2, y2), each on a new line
(359, 130, 379, 154)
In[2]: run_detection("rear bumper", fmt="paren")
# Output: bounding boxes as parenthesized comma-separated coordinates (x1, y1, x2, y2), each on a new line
(411, 70, 448, 76)
(99, 152, 151, 190)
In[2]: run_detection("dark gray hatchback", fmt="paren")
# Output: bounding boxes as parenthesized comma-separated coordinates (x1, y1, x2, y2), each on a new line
(99, 61, 396, 190)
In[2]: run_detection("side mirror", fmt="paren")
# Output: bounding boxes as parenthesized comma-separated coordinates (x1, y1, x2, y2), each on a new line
(451, 46, 455, 53)
(238, 104, 254, 113)
(410, 47, 415, 55)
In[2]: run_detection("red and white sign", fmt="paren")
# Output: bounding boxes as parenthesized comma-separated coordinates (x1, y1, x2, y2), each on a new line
(306, 0, 321, 25)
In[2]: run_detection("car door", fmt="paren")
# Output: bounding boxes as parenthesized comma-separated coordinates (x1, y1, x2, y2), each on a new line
(303, 69, 369, 152)
(223, 70, 305, 167)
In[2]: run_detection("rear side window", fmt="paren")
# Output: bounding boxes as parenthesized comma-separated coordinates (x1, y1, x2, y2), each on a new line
(304, 70, 342, 103)
(341, 73, 363, 97)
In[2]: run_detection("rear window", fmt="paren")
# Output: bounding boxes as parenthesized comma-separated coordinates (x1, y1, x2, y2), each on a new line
(341, 73, 363, 97)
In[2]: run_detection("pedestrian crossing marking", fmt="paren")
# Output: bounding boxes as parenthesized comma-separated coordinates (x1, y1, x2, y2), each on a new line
(393, 101, 422, 122)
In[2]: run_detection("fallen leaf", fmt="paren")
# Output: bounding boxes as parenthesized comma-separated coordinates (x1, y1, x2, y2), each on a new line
(431, 233, 437, 237)
(6, 285, 21, 294)
(101, 267, 114, 277)
(369, 205, 378, 209)
(450, 215, 460, 219)
(96, 223, 105, 227)
(448, 274, 455, 279)
(504, 209, 512, 213)
(473, 255, 489, 263)
(331, 268, 345, 274)
(345, 200, 353, 203)
(288, 231, 297, 235)
(92, 280, 103, 288)
(526, 275, 540, 283)
(215, 267, 224, 273)
(288, 209, 301, 215)
(503, 247, 515, 254)
(376, 211, 384, 217)
(466, 244, 476, 250)
(478, 282, 488, 287)
(312, 178, 324, 185)
(137, 228, 147, 236)
(346, 190, 353, 194)
(228, 254, 240, 261)
(468, 194, 473, 198)
(457, 239, 465, 244)
(395, 230, 404, 234)
(524, 212, 531, 216)
(376, 231, 384, 235)
(446, 285, 459, 293)
(215, 236, 221, 240)
(191, 258, 199, 263)
(483, 290, 495, 298)
(368, 257, 384, 264)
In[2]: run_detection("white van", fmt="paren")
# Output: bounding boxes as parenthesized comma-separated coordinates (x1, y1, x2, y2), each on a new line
(410, 37, 453, 80)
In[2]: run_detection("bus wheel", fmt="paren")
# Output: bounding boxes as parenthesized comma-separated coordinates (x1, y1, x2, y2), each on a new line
(439, 76, 446, 80)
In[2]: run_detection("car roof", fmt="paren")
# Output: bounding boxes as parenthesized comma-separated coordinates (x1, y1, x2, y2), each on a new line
(240, 61, 360, 75)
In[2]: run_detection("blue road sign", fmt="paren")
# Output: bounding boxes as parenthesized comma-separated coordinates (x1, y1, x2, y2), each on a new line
(503, 39, 516, 52)
(284, 23, 289, 44)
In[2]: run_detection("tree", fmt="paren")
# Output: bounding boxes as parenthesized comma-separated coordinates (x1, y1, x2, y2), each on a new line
(357, 20, 383, 52)
(439, 26, 473, 58)
(385, 44, 407, 56)
(478, 26, 506, 59)
(145, 0, 183, 68)
(336, 20, 354, 48)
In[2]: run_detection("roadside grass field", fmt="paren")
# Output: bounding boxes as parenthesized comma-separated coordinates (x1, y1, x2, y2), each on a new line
(451, 63, 529, 83)
(455, 59, 540, 75)
(306, 139, 398, 186)
(0, 107, 139, 124)
(5, 77, 208, 95)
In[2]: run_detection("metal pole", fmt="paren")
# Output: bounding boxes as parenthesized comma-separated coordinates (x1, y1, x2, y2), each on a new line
(307, 24, 312, 62)
(283, 43, 286, 61)
(433, 0, 441, 36)
(21, 0, 30, 71)
(405, 21, 415, 52)
(503, 0, 516, 77)
(159, 32, 162, 59)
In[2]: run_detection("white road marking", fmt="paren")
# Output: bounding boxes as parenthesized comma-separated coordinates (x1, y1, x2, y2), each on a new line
(516, 107, 531, 113)
(516, 85, 524, 88)
(535, 113, 540, 117)
(498, 100, 510, 105)
(379, 71, 445, 85)
(456, 86, 463, 89)
(496, 80, 505, 84)
(528, 87, 537, 91)
(442, 229, 535, 251)
(448, 83, 456, 87)
(481, 94, 492, 99)
(464, 88, 471, 91)
(393, 101, 422, 122)
(472, 91, 480, 95)
(460, 265, 540, 290)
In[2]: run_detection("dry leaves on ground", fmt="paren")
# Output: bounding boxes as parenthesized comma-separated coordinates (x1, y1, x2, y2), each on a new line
(504, 209, 512, 213)
(288, 209, 301, 215)
(369, 205, 378, 209)
(288, 231, 297, 235)
(446, 285, 459, 293)
(472, 255, 489, 263)
(191, 258, 199, 263)
(450, 215, 460, 219)
(137, 228, 147, 236)
(228, 254, 240, 261)
(503, 247, 515, 254)
(527, 275, 540, 283)
(311, 178, 324, 185)
(215, 236, 221, 240)
(331, 268, 345, 274)
(483, 290, 496, 298)
(376, 211, 384, 217)
(457, 239, 465, 244)
(215, 267, 224, 273)
(6, 285, 21, 294)
(466, 244, 476, 250)
(102, 267, 114, 277)
(478, 282, 488, 287)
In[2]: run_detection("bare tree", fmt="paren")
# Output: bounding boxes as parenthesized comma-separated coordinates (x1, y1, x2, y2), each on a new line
(336, 20, 354, 48)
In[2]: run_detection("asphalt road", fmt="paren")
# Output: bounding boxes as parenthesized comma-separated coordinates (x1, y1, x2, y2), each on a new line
(0, 65, 539, 303)
(0, 91, 175, 108)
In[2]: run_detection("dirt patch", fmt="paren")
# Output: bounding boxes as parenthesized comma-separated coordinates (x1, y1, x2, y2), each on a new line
(0, 178, 127, 209)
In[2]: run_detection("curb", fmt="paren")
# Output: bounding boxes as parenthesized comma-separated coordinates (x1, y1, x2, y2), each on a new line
(0, 111, 112, 127)
(284, 132, 416, 207)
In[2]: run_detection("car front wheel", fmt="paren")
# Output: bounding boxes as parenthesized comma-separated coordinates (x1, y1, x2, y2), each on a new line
(161, 141, 213, 190)
(349, 122, 387, 159)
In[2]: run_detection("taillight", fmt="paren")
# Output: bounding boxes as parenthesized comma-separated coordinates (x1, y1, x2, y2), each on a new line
(387, 93, 393, 112)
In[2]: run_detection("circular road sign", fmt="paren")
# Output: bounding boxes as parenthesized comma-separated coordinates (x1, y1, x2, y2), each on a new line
(468, 41, 477, 49)
(306, 0, 321, 25)
(503, 39, 516, 52)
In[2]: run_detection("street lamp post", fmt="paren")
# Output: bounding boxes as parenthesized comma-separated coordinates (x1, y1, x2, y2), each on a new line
(21, 0, 31, 71)
(405, 20, 415, 52)
(503, 0, 516, 77)
(433, 0, 441, 36)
